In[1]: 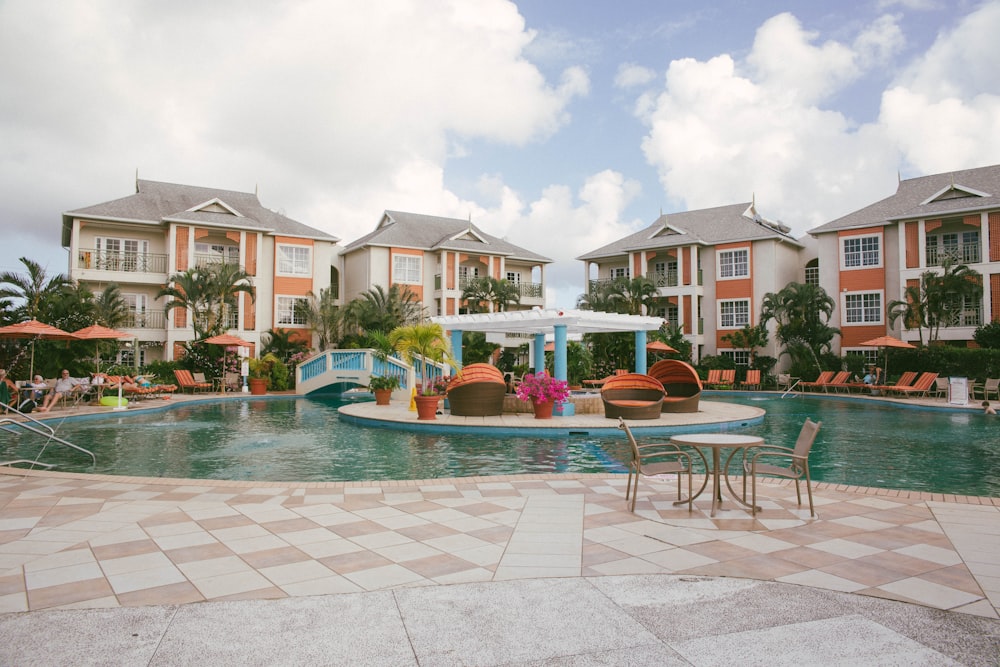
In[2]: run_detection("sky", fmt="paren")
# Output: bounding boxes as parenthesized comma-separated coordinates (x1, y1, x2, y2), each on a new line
(2, 0, 1000, 310)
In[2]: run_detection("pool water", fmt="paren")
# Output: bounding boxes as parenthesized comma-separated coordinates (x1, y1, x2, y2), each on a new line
(2, 395, 997, 496)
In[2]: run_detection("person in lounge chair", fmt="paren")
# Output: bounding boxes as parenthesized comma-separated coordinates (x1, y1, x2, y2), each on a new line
(37, 369, 82, 412)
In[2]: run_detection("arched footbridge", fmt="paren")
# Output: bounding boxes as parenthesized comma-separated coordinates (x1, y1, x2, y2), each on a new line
(295, 349, 447, 398)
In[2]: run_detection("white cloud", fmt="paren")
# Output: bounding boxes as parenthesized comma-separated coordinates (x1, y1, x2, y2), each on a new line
(634, 12, 925, 232)
(614, 63, 658, 90)
(880, 1, 1000, 172)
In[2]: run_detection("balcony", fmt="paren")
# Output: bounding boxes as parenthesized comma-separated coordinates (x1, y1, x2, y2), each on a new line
(437, 275, 544, 300)
(941, 305, 982, 328)
(77, 249, 169, 274)
(648, 270, 679, 288)
(123, 311, 166, 330)
(194, 253, 244, 269)
(926, 243, 980, 266)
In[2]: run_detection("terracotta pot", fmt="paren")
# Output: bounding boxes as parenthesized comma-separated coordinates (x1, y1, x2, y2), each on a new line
(248, 377, 267, 395)
(415, 394, 439, 420)
(533, 400, 554, 419)
(374, 389, 392, 405)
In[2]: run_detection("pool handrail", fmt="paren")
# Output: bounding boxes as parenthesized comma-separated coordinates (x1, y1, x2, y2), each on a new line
(0, 405, 96, 466)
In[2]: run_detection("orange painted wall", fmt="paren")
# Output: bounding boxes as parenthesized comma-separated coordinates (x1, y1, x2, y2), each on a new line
(904, 222, 919, 268)
(681, 247, 691, 285)
(194, 228, 209, 240)
(682, 295, 692, 335)
(243, 292, 256, 330)
(992, 273, 1000, 323)
(245, 233, 257, 276)
(632, 253, 641, 277)
(714, 242, 753, 348)
(175, 226, 189, 271)
(842, 325, 884, 347)
(990, 213, 1000, 262)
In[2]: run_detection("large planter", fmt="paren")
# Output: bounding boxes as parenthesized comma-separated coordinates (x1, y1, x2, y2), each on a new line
(248, 377, 268, 395)
(374, 389, 392, 405)
(414, 395, 440, 420)
(532, 400, 554, 419)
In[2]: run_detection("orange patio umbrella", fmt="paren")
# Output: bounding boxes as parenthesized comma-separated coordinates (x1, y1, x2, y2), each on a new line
(72, 325, 133, 374)
(646, 340, 678, 354)
(860, 335, 915, 380)
(203, 334, 254, 391)
(0, 319, 79, 377)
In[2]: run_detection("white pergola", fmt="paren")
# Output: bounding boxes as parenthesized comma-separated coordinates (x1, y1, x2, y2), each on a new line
(431, 308, 665, 382)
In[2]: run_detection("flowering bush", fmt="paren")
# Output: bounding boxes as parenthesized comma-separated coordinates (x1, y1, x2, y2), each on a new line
(421, 374, 452, 396)
(515, 372, 570, 405)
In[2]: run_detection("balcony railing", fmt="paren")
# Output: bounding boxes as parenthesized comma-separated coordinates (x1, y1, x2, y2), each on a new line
(647, 270, 679, 287)
(941, 305, 982, 328)
(926, 243, 980, 266)
(194, 253, 243, 269)
(77, 249, 169, 274)
(436, 276, 544, 299)
(123, 311, 166, 329)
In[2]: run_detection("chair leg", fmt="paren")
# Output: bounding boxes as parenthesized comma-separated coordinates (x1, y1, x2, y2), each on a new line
(804, 472, 815, 517)
(625, 468, 634, 502)
(750, 472, 758, 516)
(793, 479, 802, 507)
(630, 473, 639, 512)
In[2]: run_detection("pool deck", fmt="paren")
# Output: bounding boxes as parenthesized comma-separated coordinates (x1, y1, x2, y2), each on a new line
(1, 391, 999, 664)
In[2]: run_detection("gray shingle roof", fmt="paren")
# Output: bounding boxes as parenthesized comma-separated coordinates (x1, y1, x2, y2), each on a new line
(809, 163, 1000, 235)
(576, 202, 800, 261)
(64, 180, 339, 242)
(342, 210, 552, 263)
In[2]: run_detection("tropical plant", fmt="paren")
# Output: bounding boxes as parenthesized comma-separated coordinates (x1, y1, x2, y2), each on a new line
(248, 352, 290, 390)
(157, 264, 255, 339)
(297, 287, 341, 350)
(91, 284, 131, 329)
(0, 256, 70, 323)
(515, 372, 570, 405)
(368, 374, 401, 391)
(260, 328, 309, 362)
(389, 322, 453, 367)
(974, 320, 1000, 349)
(721, 323, 769, 367)
(564, 341, 593, 387)
(760, 282, 839, 371)
(461, 276, 521, 313)
(608, 276, 658, 315)
(576, 281, 618, 312)
(344, 284, 423, 334)
(658, 324, 692, 362)
(460, 331, 499, 365)
(420, 374, 452, 396)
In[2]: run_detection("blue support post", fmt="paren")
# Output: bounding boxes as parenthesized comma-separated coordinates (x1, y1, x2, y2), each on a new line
(450, 329, 463, 368)
(554, 325, 567, 382)
(534, 333, 546, 373)
(635, 330, 648, 374)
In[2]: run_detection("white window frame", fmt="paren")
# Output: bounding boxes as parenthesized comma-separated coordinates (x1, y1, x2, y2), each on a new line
(842, 290, 884, 325)
(196, 241, 240, 264)
(505, 271, 521, 283)
(718, 248, 749, 279)
(841, 233, 882, 270)
(393, 254, 422, 284)
(721, 350, 750, 366)
(611, 266, 630, 280)
(276, 295, 309, 326)
(718, 299, 750, 329)
(277, 244, 311, 276)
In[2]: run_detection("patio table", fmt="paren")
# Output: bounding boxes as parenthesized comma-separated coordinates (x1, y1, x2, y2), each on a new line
(668, 433, 764, 516)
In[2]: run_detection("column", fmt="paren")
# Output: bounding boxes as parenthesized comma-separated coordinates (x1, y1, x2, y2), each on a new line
(534, 333, 546, 373)
(451, 329, 463, 367)
(635, 330, 647, 374)
(553, 324, 567, 382)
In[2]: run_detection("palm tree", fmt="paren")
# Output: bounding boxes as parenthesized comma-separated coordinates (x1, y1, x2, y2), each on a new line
(261, 328, 309, 362)
(721, 323, 769, 367)
(576, 281, 617, 312)
(344, 284, 423, 334)
(389, 322, 454, 376)
(298, 287, 341, 351)
(888, 259, 982, 344)
(92, 284, 131, 329)
(157, 264, 255, 339)
(608, 276, 658, 315)
(461, 277, 521, 313)
(760, 282, 839, 367)
(0, 257, 70, 323)
(888, 282, 929, 346)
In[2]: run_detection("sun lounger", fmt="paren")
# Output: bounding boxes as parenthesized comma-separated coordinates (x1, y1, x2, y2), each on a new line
(888, 372, 939, 398)
(798, 371, 834, 392)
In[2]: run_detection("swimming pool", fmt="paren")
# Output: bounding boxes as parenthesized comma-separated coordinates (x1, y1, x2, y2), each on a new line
(2, 394, 996, 496)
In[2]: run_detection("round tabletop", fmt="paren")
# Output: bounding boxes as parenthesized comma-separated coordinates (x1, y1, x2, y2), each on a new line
(669, 433, 763, 447)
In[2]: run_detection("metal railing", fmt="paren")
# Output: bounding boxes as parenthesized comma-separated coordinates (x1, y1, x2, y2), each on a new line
(77, 249, 169, 274)
(194, 254, 244, 269)
(940, 306, 983, 328)
(0, 406, 96, 467)
(926, 243, 980, 266)
(647, 270, 678, 287)
(123, 311, 166, 329)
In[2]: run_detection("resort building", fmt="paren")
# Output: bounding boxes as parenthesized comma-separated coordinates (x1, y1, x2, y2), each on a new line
(576, 202, 805, 364)
(340, 210, 552, 317)
(62, 179, 340, 363)
(809, 163, 1000, 354)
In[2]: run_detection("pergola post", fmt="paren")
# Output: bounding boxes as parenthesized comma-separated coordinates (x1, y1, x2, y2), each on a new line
(450, 329, 463, 368)
(554, 324, 567, 382)
(635, 329, 647, 374)
(533, 333, 546, 373)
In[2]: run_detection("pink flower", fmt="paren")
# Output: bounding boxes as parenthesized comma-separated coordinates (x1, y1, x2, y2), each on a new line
(515, 372, 570, 405)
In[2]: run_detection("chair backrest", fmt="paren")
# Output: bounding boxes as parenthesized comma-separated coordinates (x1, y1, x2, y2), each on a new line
(891, 371, 918, 387)
(793, 418, 822, 459)
(985, 378, 1000, 391)
(617, 417, 640, 463)
(813, 371, 834, 384)
(745, 369, 761, 384)
(193, 372, 209, 383)
(912, 372, 938, 390)
(777, 373, 790, 386)
(174, 369, 194, 386)
(447, 363, 505, 391)
(721, 369, 736, 383)
(705, 369, 722, 384)
(934, 377, 948, 390)
(829, 371, 850, 385)
(601, 373, 664, 394)
(649, 359, 702, 390)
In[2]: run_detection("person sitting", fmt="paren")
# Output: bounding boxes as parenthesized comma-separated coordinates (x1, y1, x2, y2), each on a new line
(0, 369, 17, 412)
(37, 369, 82, 412)
(28, 375, 47, 401)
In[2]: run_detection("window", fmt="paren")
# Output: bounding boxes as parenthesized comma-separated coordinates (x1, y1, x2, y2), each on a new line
(95, 237, 149, 272)
(277, 245, 311, 276)
(276, 296, 309, 325)
(842, 234, 881, 268)
(719, 299, 749, 328)
(506, 271, 521, 283)
(394, 254, 422, 284)
(721, 350, 750, 366)
(927, 230, 980, 265)
(611, 267, 630, 280)
(718, 248, 749, 279)
(843, 291, 882, 324)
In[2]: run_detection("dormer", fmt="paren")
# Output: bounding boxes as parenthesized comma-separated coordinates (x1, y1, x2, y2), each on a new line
(188, 198, 243, 216)
(920, 183, 991, 206)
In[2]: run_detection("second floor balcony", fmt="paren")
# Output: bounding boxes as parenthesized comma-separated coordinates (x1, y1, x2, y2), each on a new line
(435, 275, 543, 300)
(77, 249, 169, 274)
(926, 243, 980, 267)
(122, 310, 166, 330)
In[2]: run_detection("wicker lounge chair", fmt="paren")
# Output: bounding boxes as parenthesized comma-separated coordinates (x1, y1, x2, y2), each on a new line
(601, 373, 664, 419)
(446, 363, 506, 416)
(648, 359, 702, 413)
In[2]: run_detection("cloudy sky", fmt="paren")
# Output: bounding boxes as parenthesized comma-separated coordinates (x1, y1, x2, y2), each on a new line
(2, 0, 999, 308)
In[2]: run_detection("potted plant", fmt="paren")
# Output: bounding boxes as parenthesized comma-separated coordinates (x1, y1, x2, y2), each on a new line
(516, 372, 570, 419)
(388, 323, 457, 420)
(247, 358, 270, 395)
(369, 374, 401, 405)
(414, 375, 451, 420)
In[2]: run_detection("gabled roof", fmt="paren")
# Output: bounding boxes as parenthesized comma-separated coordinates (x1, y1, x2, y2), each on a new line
(342, 210, 552, 263)
(575, 202, 800, 262)
(809, 163, 1000, 235)
(62, 179, 339, 244)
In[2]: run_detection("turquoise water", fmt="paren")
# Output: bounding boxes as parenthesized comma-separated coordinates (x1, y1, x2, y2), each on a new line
(2, 394, 997, 495)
